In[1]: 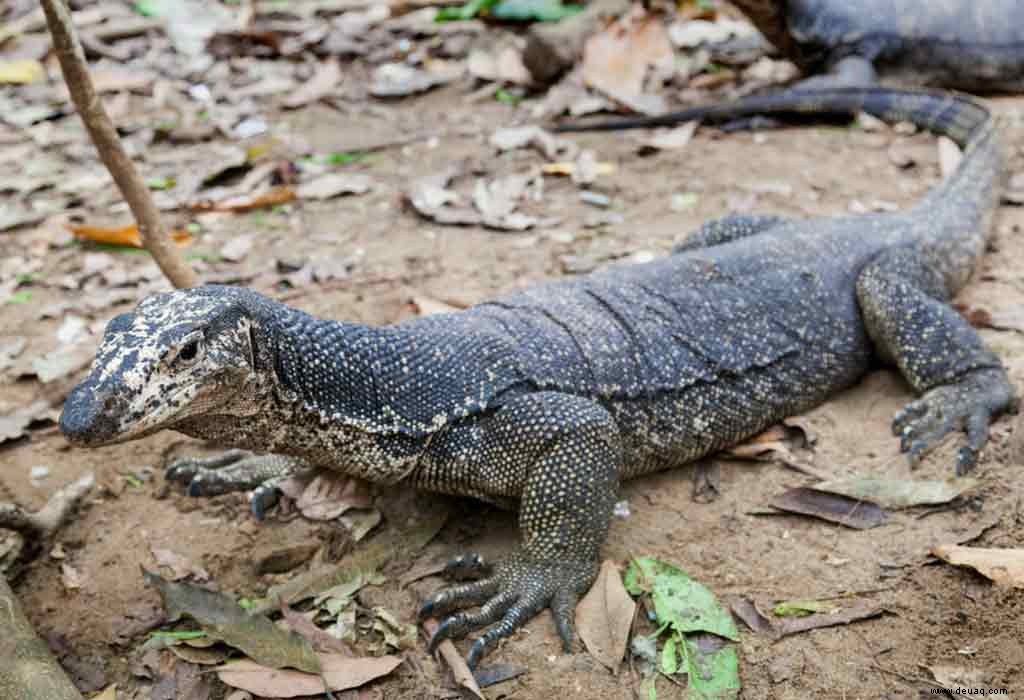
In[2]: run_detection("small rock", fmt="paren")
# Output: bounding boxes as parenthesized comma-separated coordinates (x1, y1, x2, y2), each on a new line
(220, 235, 252, 262)
(670, 192, 700, 212)
(30, 465, 50, 482)
(580, 190, 611, 208)
(583, 211, 624, 228)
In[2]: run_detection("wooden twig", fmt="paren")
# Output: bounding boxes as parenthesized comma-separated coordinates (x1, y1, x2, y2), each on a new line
(40, 0, 197, 289)
(0, 575, 84, 700)
(0, 474, 94, 700)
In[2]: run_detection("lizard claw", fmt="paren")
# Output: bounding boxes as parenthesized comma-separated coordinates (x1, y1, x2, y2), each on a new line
(892, 368, 1017, 475)
(421, 550, 593, 668)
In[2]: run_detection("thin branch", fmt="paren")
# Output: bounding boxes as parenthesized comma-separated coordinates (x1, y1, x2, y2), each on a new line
(0, 575, 84, 700)
(40, 0, 197, 289)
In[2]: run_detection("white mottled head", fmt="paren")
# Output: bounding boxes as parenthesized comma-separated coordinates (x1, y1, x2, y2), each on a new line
(60, 286, 270, 446)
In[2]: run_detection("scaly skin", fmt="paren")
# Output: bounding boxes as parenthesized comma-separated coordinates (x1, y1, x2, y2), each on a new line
(60, 88, 1016, 668)
(729, 0, 1024, 92)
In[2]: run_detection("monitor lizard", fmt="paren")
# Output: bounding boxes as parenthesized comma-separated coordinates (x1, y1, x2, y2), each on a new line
(60, 88, 1017, 668)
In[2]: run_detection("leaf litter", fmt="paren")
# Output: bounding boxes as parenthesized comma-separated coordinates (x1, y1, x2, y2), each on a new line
(624, 557, 740, 699)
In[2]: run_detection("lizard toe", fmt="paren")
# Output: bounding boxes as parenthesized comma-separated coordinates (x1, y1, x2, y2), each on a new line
(465, 591, 548, 670)
(894, 369, 1017, 475)
(443, 552, 491, 581)
(427, 591, 516, 654)
(422, 551, 596, 667)
(419, 576, 500, 621)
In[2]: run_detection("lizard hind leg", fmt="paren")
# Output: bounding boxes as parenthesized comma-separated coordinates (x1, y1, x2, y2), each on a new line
(420, 392, 622, 668)
(856, 247, 1018, 474)
(165, 451, 309, 519)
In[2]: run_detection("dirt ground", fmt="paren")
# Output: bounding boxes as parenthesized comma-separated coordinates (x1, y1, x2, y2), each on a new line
(3, 7, 1024, 699)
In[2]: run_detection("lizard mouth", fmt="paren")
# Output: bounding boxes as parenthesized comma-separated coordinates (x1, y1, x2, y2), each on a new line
(60, 380, 190, 447)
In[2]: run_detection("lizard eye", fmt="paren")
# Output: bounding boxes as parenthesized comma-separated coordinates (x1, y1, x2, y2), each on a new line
(171, 335, 204, 367)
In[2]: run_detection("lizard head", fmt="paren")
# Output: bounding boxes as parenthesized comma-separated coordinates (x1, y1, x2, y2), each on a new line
(60, 286, 263, 447)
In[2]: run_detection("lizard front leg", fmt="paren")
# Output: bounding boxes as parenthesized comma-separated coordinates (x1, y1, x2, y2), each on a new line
(857, 247, 1018, 474)
(418, 392, 621, 668)
(165, 451, 310, 518)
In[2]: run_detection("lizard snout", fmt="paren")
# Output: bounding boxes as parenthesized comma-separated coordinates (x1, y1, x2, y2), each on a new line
(60, 381, 123, 446)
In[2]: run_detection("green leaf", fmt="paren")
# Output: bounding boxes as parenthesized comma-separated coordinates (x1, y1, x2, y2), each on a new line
(495, 88, 522, 105)
(491, 0, 582, 21)
(5, 291, 32, 305)
(624, 557, 739, 640)
(681, 634, 741, 700)
(144, 570, 321, 674)
(771, 599, 839, 618)
(436, 0, 500, 21)
(146, 176, 176, 191)
(134, 0, 164, 16)
(324, 151, 366, 166)
(15, 273, 35, 284)
(660, 635, 679, 675)
(123, 474, 144, 489)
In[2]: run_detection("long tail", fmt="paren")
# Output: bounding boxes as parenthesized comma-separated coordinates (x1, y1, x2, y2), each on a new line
(554, 87, 1002, 292)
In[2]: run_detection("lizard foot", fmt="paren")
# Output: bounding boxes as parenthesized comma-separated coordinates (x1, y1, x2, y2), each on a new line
(165, 451, 305, 519)
(420, 550, 596, 669)
(892, 368, 1018, 475)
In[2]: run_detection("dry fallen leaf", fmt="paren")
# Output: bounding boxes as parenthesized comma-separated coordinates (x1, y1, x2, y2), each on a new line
(151, 546, 211, 582)
(284, 59, 343, 109)
(216, 653, 402, 697)
(770, 487, 888, 530)
(576, 559, 635, 672)
(467, 46, 531, 85)
(581, 6, 674, 115)
(636, 122, 697, 152)
(421, 618, 484, 700)
(280, 601, 352, 655)
(292, 473, 373, 521)
(774, 600, 885, 637)
(61, 562, 85, 591)
(207, 186, 297, 213)
(410, 295, 463, 316)
(296, 173, 373, 200)
(931, 546, 1024, 588)
(0, 59, 45, 84)
(91, 684, 118, 700)
(69, 224, 193, 248)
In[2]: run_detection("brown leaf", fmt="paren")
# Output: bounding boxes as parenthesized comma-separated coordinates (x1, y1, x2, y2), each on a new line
(206, 186, 297, 213)
(575, 559, 635, 672)
(151, 546, 210, 582)
(216, 653, 402, 697)
(581, 7, 674, 115)
(770, 487, 888, 530)
(410, 295, 463, 316)
(144, 570, 321, 674)
(296, 173, 373, 200)
(340, 508, 382, 542)
(280, 601, 353, 655)
(294, 473, 373, 521)
(284, 59, 342, 109)
(421, 618, 484, 700)
(931, 546, 1024, 588)
(69, 224, 193, 248)
(775, 600, 885, 637)
(728, 597, 775, 636)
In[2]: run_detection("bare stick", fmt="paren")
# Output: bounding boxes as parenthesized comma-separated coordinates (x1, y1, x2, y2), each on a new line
(0, 474, 94, 700)
(0, 575, 84, 700)
(40, 0, 197, 289)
